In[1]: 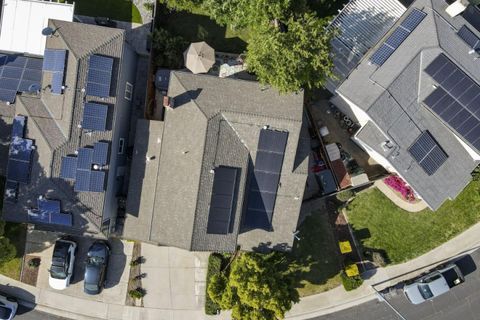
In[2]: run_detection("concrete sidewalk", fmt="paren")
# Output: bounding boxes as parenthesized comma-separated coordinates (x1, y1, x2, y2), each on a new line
(2, 221, 480, 320)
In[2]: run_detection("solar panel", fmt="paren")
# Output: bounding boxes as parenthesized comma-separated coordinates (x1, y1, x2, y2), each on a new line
(86, 55, 113, 97)
(206, 167, 238, 234)
(370, 9, 426, 66)
(7, 159, 31, 184)
(408, 131, 448, 175)
(50, 213, 73, 226)
(60, 156, 78, 179)
(51, 72, 64, 95)
(12, 115, 25, 138)
(83, 102, 108, 131)
(38, 198, 61, 214)
(423, 54, 480, 152)
(458, 25, 480, 50)
(28, 210, 50, 224)
(0, 54, 42, 103)
(400, 8, 427, 32)
(4, 180, 18, 203)
(42, 49, 66, 72)
(93, 142, 109, 165)
(243, 129, 288, 230)
(10, 137, 33, 161)
(75, 170, 91, 192)
(77, 148, 94, 170)
(89, 170, 105, 192)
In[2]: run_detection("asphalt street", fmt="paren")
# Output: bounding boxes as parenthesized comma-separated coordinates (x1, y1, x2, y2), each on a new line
(313, 249, 480, 320)
(15, 305, 69, 319)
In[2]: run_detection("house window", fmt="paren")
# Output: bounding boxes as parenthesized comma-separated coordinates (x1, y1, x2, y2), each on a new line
(118, 138, 125, 154)
(125, 82, 133, 101)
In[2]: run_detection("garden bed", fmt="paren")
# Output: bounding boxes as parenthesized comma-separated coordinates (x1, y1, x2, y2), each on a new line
(21, 256, 40, 286)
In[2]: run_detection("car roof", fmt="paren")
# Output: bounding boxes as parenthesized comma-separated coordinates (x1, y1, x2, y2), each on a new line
(84, 264, 101, 284)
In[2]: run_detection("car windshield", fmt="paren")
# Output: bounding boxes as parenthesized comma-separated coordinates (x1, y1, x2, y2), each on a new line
(0, 306, 12, 319)
(50, 263, 67, 279)
(418, 284, 434, 300)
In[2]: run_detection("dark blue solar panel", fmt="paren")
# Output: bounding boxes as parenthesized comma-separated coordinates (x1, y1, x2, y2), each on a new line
(28, 210, 50, 224)
(5, 180, 18, 203)
(0, 89, 16, 103)
(42, 49, 66, 72)
(93, 142, 109, 165)
(12, 116, 25, 138)
(50, 213, 73, 226)
(26, 58, 43, 70)
(0, 78, 20, 91)
(77, 148, 93, 170)
(75, 170, 91, 192)
(243, 129, 288, 230)
(83, 102, 108, 131)
(60, 156, 78, 179)
(18, 80, 36, 92)
(370, 9, 426, 66)
(7, 159, 30, 184)
(38, 198, 61, 213)
(0, 55, 7, 66)
(89, 171, 105, 192)
(2, 67, 23, 79)
(51, 72, 64, 94)
(400, 8, 427, 32)
(86, 55, 113, 97)
(22, 69, 42, 81)
(458, 25, 480, 50)
(10, 137, 33, 161)
(423, 54, 480, 152)
(207, 167, 237, 234)
(408, 131, 448, 176)
(6, 56, 27, 68)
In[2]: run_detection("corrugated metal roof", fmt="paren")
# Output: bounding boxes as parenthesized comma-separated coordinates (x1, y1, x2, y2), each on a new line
(327, 0, 406, 92)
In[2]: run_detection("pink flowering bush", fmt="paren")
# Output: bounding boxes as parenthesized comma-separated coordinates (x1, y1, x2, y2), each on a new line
(383, 175, 415, 202)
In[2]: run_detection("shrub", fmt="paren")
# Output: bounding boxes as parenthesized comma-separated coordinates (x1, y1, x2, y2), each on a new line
(28, 258, 41, 268)
(205, 253, 223, 315)
(129, 287, 146, 299)
(143, 2, 154, 11)
(472, 165, 480, 181)
(383, 175, 415, 202)
(341, 271, 363, 291)
(336, 190, 354, 202)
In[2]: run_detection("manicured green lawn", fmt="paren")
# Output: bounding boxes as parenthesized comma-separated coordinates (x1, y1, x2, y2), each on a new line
(289, 212, 342, 296)
(0, 223, 27, 281)
(160, 10, 249, 54)
(75, 0, 142, 23)
(347, 180, 480, 264)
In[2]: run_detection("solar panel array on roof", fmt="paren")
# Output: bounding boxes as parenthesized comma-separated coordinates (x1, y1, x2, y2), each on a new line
(370, 9, 426, 66)
(243, 129, 288, 230)
(423, 54, 480, 151)
(408, 131, 448, 175)
(60, 143, 110, 192)
(5, 116, 35, 186)
(206, 167, 238, 234)
(458, 25, 480, 51)
(27, 198, 73, 226)
(83, 102, 108, 131)
(43, 49, 67, 95)
(86, 55, 113, 98)
(5, 180, 18, 203)
(0, 54, 43, 103)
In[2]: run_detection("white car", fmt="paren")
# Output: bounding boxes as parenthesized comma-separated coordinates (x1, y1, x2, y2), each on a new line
(0, 294, 17, 320)
(49, 239, 77, 290)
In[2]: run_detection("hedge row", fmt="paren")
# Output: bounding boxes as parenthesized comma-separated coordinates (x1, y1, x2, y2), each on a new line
(205, 253, 223, 315)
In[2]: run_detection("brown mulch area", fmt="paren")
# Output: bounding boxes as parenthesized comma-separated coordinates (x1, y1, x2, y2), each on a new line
(125, 242, 143, 307)
(20, 255, 40, 286)
(327, 201, 364, 272)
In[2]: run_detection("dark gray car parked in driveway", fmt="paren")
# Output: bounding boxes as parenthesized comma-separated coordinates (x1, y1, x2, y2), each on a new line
(84, 241, 110, 295)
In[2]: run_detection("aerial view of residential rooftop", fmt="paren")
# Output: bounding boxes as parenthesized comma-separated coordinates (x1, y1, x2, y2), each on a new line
(0, 0, 478, 319)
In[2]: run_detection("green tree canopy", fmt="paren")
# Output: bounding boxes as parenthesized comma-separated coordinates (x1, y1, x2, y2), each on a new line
(246, 11, 335, 93)
(207, 252, 298, 320)
(0, 221, 15, 263)
(201, 0, 306, 30)
(158, 0, 204, 11)
(151, 28, 188, 69)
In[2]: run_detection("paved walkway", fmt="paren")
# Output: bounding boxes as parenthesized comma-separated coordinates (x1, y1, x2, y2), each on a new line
(3, 222, 480, 319)
(374, 180, 428, 212)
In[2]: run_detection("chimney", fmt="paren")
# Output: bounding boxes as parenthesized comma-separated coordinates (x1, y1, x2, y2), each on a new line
(163, 96, 174, 109)
(446, 0, 469, 17)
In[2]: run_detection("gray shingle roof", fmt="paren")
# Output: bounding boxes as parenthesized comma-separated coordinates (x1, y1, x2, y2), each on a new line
(337, 0, 480, 209)
(2, 20, 127, 233)
(125, 72, 308, 251)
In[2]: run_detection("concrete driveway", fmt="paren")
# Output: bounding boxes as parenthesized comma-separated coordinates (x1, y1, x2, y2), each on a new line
(140, 244, 209, 310)
(26, 230, 132, 306)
